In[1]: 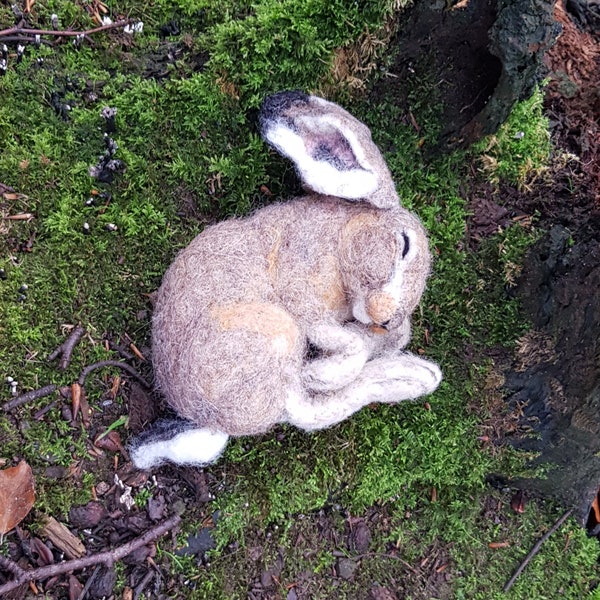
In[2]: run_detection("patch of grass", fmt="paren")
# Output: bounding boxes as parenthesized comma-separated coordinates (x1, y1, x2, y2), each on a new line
(474, 86, 551, 188)
(0, 1, 596, 598)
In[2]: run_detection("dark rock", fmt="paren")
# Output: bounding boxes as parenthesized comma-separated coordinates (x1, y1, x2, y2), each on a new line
(44, 465, 68, 479)
(148, 493, 167, 521)
(69, 501, 108, 528)
(349, 519, 371, 554)
(176, 527, 216, 557)
(505, 224, 600, 523)
(336, 557, 358, 580)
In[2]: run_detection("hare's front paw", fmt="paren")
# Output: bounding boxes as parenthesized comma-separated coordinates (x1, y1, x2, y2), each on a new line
(302, 352, 366, 392)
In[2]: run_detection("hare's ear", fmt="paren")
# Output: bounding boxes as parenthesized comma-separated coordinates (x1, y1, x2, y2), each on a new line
(259, 91, 398, 209)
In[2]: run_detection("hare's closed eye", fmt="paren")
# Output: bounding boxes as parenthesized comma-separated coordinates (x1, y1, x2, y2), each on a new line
(401, 232, 411, 259)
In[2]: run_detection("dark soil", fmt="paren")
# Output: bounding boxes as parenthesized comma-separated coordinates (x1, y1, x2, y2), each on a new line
(469, 1, 600, 525)
(2, 1, 599, 598)
(382, 0, 557, 150)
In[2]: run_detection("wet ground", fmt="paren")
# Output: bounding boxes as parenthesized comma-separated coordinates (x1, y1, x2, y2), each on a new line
(2, 1, 600, 598)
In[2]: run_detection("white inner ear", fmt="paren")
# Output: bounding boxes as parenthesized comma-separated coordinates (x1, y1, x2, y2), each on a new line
(265, 122, 378, 199)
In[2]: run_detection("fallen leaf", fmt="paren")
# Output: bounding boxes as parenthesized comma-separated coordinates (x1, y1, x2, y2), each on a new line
(31, 536, 54, 566)
(0, 461, 36, 534)
(71, 382, 82, 421)
(95, 430, 128, 459)
(68, 575, 84, 600)
(510, 490, 527, 514)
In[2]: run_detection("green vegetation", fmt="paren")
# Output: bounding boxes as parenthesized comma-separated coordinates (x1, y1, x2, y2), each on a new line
(0, 1, 597, 598)
(474, 86, 551, 188)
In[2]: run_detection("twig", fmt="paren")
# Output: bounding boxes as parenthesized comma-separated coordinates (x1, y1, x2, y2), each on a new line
(0, 35, 52, 45)
(48, 325, 86, 370)
(503, 508, 574, 592)
(78, 360, 151, 388)
(2, 383, 57, 411)
(0, 19, 133, 39)
(0, 555, 23, 578)
(108, 340, 136, 361)
(332, 550, 419, 574)
(357, 552, 419, 574)
(0, 514, 181, 596)
(76, 563, 100, 600)
(33, 400, 58, 420)
(133, 568, 154, 600)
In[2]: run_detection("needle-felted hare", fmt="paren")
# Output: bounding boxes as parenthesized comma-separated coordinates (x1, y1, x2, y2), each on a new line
(130, 91, 442, 469)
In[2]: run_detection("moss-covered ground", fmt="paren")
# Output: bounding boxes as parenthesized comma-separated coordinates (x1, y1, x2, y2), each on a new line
(1, 1, 598, 598)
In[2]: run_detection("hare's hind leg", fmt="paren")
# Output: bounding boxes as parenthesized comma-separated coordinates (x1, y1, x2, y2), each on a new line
(129, 419, 229, 469)
(286, 353, 441, 432)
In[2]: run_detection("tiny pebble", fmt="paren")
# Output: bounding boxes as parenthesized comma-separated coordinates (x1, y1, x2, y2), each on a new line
(61, 405, 73, 422)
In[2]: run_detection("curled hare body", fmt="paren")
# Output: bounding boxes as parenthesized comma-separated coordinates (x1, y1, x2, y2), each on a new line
(130, 91, 442, 469)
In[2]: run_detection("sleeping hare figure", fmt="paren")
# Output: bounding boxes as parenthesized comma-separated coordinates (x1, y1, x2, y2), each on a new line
(130, 91, 442, 469)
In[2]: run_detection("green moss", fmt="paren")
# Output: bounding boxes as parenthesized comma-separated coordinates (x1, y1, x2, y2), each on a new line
(0, 1, 596, 598)
(473, 86, 551, 187)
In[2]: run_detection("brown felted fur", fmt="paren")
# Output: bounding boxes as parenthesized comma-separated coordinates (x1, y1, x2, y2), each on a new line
(137, 91, 442, 466)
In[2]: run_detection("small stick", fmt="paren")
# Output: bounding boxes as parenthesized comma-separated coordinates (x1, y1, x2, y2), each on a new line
(0, 19, 133, 39)
(78, 360, 151, 388)
(331, 551, 419, 574)
(33, 400, 58, 420)
(503, 508, 574, 593)
(2, 384, 57, 411)
(0, 35, 52, 45)
(3, 213, 35, 220)
(133, 569, 154, 600)
(76, 563, 100, 600)
(48, 325, 86, 370)
(0, 514, 181, 596)
(108, 340, 136, 361)
(0, 555, 24, 578)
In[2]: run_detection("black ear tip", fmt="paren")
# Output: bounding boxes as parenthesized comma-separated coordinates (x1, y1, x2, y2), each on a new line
(129, 417, 195, 448)
(259, 90, 309, 131)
